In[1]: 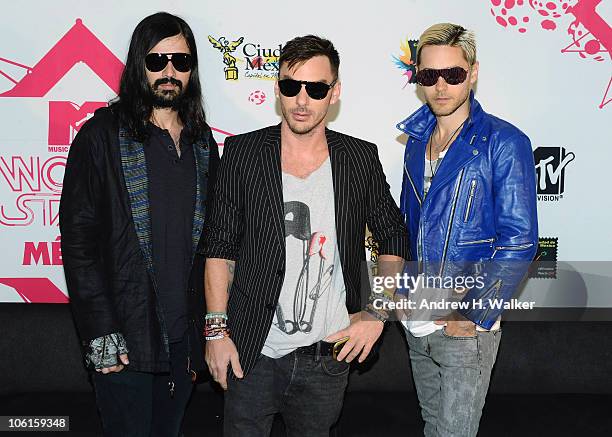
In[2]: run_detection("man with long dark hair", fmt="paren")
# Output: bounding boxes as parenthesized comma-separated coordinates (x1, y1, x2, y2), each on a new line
(60, 12, 219, 436)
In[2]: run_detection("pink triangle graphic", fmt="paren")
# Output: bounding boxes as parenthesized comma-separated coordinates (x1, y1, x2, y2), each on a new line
(0, 19, 123, 98)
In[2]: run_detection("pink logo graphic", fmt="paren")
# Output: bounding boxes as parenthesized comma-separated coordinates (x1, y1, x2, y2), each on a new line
(248, 90, 266, 105)
(488, 0, 611, 108)
(0, 278, 68, 303)
(0, 19, 234, 146)
(0, 19, 236, 303)
(48, 101, 107, 146)
(0, 19, 122, 97)
(211, 127, 234, 147)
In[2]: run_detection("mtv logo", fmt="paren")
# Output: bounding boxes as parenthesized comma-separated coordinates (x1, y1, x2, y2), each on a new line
(533, 146, 575, 195)
(48, 101, 107, 146)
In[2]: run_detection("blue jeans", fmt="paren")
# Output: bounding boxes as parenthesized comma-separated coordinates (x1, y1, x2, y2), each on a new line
(404, 327, 502, 437)
(224, 351, 349, 437)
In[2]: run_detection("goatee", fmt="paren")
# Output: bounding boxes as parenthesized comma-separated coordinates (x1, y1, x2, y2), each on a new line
(149, 77, 184, 109)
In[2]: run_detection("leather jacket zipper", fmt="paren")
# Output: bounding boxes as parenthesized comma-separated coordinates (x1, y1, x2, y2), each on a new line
(404, 163, 422, 206)
(439, 169, 465, 276)
(457, 238, 495, 246)
(405, 163, 425, 272)
(494, 243, 534, 251)
(464, 179, 477, 222)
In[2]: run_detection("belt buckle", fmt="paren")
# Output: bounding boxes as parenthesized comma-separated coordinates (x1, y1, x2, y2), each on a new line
(332, 337, 349, 360)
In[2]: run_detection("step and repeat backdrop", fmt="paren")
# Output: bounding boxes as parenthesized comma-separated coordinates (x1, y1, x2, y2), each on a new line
(1, 1, 610, 307)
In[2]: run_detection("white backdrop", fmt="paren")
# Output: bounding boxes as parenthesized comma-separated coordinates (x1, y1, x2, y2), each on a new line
(1, 0, 610, 304)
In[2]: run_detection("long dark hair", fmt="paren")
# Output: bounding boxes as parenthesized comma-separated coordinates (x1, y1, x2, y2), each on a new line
(110, 12, 207, 141)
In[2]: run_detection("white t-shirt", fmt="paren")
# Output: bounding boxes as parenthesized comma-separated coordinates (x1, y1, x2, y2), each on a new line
(262, 158, 350, 357)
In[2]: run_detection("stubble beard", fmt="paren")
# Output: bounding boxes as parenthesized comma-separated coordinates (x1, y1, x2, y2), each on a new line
(282, 105, 327, 136)
(429, 88, 470, 117)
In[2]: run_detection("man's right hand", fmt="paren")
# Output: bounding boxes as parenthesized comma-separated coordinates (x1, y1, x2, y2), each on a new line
(97, 354, 130, 374)
(205, 337, 244, 390)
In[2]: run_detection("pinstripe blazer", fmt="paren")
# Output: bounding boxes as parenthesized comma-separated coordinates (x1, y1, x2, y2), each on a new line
(203, 123, 410, 375)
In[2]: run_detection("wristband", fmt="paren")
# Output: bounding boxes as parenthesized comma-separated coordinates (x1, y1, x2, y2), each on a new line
(205, 312, 227, 320)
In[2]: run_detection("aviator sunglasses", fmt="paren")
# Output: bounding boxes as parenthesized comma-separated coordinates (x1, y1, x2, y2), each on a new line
(415, 67, 468, 87)
(278, 78, 338, 100)
(145, 53, 193, 73)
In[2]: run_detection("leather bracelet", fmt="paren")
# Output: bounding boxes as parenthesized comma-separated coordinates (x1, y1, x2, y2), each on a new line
(205, 327, 230, 341)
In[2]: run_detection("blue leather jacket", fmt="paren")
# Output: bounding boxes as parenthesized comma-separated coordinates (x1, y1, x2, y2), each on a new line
(397, 92, 538, 329)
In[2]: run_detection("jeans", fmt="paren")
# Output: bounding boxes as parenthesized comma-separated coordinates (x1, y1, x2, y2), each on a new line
(92, 334, 194, 437)
(404, 327, 502, 437)
(224, 351, 349, 437)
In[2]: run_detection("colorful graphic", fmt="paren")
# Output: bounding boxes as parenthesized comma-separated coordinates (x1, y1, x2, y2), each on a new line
(248, 89, 266, 105)
(207, 35, 244, 80)
(48, 101, 107, 151)
(529, 237, 559, 278)
(533, 146, 576, 201)
(0, 278, 68, 303)
(275, 201, 334, 335)
(487, 0, 611, 108)
(208, 35, 281, 81)
(0, 19, 122, 97)
(392, 38, 419, 88)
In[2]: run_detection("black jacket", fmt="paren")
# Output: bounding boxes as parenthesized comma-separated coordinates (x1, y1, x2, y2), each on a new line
(60, 107, 219, 373)
(202, 124, 410, 376)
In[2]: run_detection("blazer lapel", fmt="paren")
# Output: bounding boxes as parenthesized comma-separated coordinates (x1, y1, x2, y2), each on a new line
(405, 137, 427, 204)
(191, 135, 210, 261)
(118, 128, 154, 274)
(326, 128, 348, 272)
(261, 124, 285, 252)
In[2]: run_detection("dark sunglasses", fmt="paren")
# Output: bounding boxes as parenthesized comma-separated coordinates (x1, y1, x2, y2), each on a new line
(145, 53, 193, 73)
(415, 67, 468, 86)
(278, 78, 337, 100)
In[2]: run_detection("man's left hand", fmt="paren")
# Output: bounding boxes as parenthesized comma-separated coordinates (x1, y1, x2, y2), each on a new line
(326, 312, 384, 363)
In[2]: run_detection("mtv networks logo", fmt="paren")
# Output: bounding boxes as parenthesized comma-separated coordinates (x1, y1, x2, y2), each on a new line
(392, 38, 418, 89)
(0, 19, 123, 151)
(529, 237, 559, 279)
(48, 101, 106, 151)
(208, 35, 281, 81)
(534, 146, 575, 201)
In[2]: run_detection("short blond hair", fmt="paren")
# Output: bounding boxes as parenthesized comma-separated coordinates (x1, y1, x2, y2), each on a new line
(416, 23, 476, 66)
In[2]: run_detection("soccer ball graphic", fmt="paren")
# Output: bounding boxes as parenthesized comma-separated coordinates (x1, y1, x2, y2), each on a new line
(248, 90, 266, 105)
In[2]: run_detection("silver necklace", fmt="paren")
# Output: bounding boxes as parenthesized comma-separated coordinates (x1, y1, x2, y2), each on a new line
(428, 119, 467, 179)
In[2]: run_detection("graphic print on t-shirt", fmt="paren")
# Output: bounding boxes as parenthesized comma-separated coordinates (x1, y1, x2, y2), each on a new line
(274, 200, 334, 335)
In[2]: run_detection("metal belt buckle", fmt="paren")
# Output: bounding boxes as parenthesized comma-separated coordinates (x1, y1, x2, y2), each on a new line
(332, 337, 349, 360)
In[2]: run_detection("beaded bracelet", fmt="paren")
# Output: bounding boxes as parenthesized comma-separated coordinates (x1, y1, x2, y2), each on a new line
(204, 326, 230, 341)
(205, 312, 228, 320)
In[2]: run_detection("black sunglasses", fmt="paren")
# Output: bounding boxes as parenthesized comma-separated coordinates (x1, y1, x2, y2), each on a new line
(415, 67, 468, 86)
(145, 53, 193, 73)
(278, 78, 337, 100)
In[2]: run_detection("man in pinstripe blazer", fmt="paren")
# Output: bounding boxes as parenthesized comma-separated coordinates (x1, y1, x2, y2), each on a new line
(202, 35, 410, 436)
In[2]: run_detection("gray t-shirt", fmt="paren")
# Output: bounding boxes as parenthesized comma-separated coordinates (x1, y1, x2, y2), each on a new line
(262, 158, 350, 358)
